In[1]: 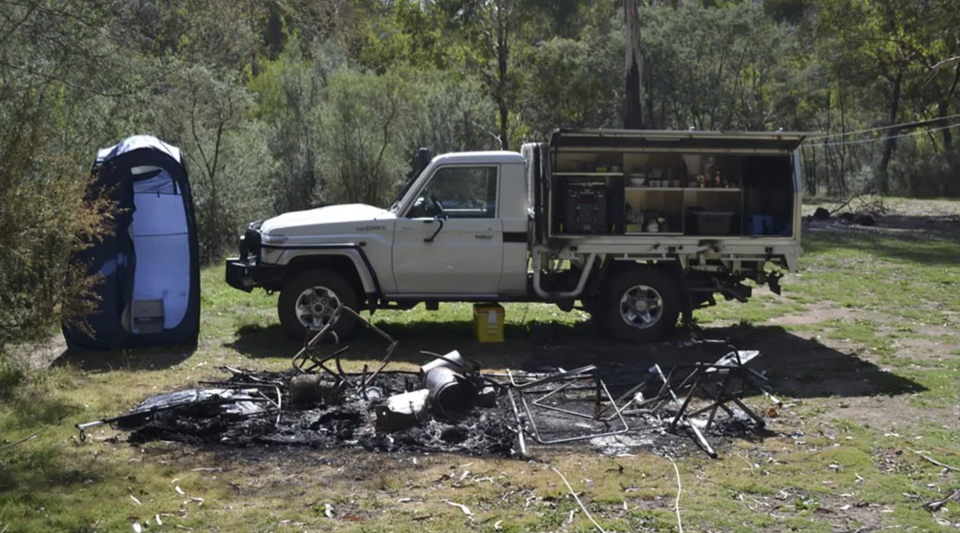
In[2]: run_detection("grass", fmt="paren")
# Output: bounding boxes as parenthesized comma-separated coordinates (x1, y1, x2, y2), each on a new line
(0, 358, 26, 399)
(3, 198, 960, 532)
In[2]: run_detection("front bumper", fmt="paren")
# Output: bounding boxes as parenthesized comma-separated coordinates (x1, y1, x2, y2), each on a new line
(225, 258, 285, 292)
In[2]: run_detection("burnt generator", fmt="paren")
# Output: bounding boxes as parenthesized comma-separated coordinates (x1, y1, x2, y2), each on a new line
(561, 179, 609, 234)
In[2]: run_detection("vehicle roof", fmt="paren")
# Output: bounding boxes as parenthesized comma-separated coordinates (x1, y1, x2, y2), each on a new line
(433, 151, 525, 165)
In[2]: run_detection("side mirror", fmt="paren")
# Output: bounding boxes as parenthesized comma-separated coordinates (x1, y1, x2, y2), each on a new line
(408, 196, 431, 219)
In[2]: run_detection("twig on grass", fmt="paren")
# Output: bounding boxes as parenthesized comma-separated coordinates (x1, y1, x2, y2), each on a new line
(551, 467, 607, 533)
(924, 489, 960, 512)
(933, 447, 960, 457)
(443, 500, 473, 517)
(910, 449, 960, 472)
(827, 194, 862, 216)
(0, 425, 51, 451)
(666, 455, 684, 533)
(736, 452, 756, 469)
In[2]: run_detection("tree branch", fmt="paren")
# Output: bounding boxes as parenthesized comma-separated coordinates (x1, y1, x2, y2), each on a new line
(0, 0, 38, 49)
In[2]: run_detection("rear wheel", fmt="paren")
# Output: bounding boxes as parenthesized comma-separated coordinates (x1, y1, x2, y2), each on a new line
(278, 269, 360, 342)
(598, 267, 680, 342)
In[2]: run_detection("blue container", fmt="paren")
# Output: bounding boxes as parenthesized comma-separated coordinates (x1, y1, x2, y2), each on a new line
(746, 214, 774, 235)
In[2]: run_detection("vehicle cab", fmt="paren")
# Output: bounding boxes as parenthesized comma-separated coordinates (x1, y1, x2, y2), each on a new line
(387, 151, 529, 299)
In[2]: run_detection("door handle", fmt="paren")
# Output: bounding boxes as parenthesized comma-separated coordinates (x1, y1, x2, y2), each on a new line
(424, 216, 445, 243)
(475, 233, 493, 240)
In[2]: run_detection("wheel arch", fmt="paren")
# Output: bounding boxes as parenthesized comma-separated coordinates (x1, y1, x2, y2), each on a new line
(276, 248, 380, 307)
(600, 258, 681, 282)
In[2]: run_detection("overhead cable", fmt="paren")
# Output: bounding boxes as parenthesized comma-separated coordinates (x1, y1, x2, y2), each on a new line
(806, 113, 960, 140)
(805, 121, 960, 148)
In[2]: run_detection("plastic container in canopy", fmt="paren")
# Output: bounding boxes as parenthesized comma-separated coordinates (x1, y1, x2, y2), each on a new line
(690, 210, 735, 235)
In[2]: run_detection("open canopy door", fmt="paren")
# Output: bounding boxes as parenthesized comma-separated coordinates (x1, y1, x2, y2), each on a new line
(550, 129, 811, 154)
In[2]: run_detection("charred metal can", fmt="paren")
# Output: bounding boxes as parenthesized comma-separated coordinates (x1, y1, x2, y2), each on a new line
(423, 366, 477, 419)
(420, 350, 465, 376)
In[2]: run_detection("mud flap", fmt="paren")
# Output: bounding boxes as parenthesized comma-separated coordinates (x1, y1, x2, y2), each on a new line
(660, 261, 693, 326)
(768, 271, 783, 296)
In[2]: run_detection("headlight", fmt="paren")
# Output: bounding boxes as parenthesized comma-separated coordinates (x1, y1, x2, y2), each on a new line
(261, 233, 288, 246)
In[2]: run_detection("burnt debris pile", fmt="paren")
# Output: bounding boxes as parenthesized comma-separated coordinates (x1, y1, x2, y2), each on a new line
(77, 308, 782, 458)
(113, 362, 516, 456)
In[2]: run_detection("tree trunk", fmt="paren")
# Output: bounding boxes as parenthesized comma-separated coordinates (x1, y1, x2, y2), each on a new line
(938, 65, 960, 149)
(249, 4, 259, 77)
(496, 3, 510, 150)
(498, 99, 509, 150)
(804, 147, 817, 196)
(496, 51, 509, 148)
(940, 65, 960, 193)
(877, 68, 903, 194)
(836, 83, 848, 197)
(623, 0, 645, 129)
(938, 101, 953, 149)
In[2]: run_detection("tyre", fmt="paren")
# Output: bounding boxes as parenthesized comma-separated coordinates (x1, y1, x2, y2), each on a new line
(278, 269, 360, 342)
(598, 266, 680, 342)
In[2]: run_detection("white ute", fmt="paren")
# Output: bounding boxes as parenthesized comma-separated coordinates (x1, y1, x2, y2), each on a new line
(226, 129, 809, 342)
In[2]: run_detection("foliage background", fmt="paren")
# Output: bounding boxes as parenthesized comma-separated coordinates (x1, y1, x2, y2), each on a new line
(1, 0, 958, 349)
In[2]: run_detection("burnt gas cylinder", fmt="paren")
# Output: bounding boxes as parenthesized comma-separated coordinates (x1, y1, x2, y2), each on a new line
(424, 366, 477, 419)
(290, 374, 342, 406)
(420, 350, 464, 376)
(289, 374, 323, 406)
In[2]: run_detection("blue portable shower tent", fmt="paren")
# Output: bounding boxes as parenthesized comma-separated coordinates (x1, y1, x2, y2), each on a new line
(63, 136, 201, 350)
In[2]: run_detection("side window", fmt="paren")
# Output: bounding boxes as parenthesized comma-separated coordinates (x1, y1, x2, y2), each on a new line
(409, 166, 498, 219)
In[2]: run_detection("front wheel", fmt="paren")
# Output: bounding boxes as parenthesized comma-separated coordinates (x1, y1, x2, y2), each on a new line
(598, 267, 680, 343)
(278, 269, 360, 342)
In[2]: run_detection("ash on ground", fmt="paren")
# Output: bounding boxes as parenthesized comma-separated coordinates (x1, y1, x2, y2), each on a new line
(90, 343, 779, 459)
(120, 368, 518, 457)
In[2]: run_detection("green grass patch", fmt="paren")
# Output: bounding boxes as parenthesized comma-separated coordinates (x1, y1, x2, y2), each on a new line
(820, 318, 896, 355)
(694, 295, 807, 325)
(5, 199, 960, 532)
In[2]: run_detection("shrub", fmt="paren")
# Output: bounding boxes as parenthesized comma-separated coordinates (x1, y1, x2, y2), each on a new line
(0, 96, 117, 350)
(0, 358, 26, 400)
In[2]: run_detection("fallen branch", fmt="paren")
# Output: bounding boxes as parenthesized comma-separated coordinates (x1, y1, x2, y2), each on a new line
(666, 455, 684, 533)
(827, 194, 862, 216)
(826, 194, 888, 218)
(0, 425, 52, 451)
(913, 450, 960, 473)
(933, 446, 960, 457)
(443, 500, 473, 517)
(924, 489, 960, 512)
(551, 467, 607, 533)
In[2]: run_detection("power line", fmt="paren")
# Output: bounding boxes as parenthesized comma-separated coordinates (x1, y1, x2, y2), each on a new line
(804, 121, 960, 148)
(806, 113, 960, 140)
